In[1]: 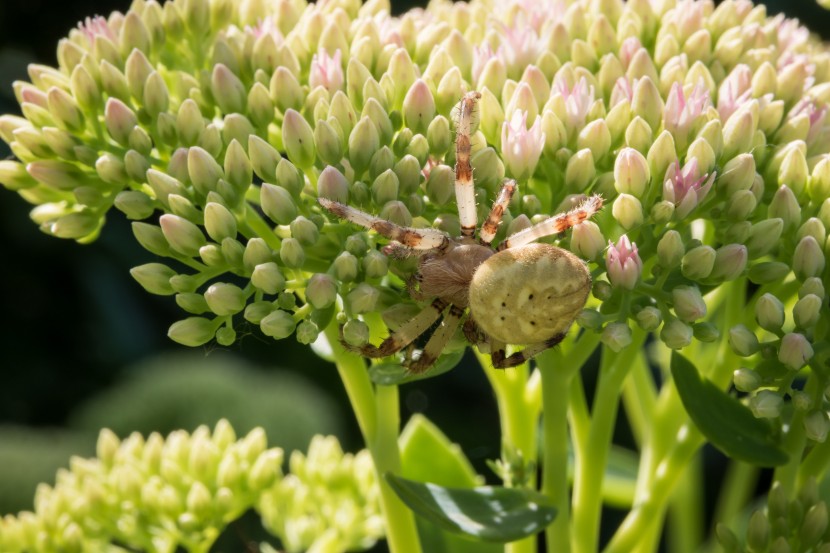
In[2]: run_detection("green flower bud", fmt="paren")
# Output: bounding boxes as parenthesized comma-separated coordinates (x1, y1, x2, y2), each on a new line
(750, 391, 782, 420)
(249, 449, 283, 491)
(755, 293, 785, 333)
(104, 97, 137, 146)
(69, 65, 101, 113)
(612, 193, 643, 230)
(769, 185, 801, 233)
(204, 202, 237, 242)
(133, 222, 171, 257)
(260, 310, 296, 339)
(46, 86, 84, 132)
(647, 131, 676, 184)
(349, 115, 380, 176)
(371, 169, 399, 205)
(307, 274, 338, 309)
(243, 237, 273, 270)
(27, 158, 88, 191)
(215, 326, 236, 346)
(632, 77, 663, 130)
(342, 319, 370, 347)
(168, 194, 202, 224)
(778, 332, 814, 370)
(249, 135, 281, 183)
(729, 324, 760, 356)
(656, 230, 684, 269)
(380, 201, 412, 227)
(693, 322, 720, 342)
(809, 156, 830, 202)
(205, 282, 246, 316)
(592, 280, 612, 301)
(723, 110, 755, 159)
(633, 306, 661, 331)
(251, 262, 285, 295)
(347, 283, 379, 313)
(804, 412, 830, 444)
(315, 165, 349, 204)
(800, 279, 825, 303)
(672, 285, 707, 322)
(425, 164, 454, 205)
(290, 216, 319, 246)
(390, 155, 419, 197)
(681, 245, 715, 280)
(778, 147, 809, 197)
(565, 148, 596, 192)
(312, 119, 343, 166)
(576, 309, 603, 330)
(362, 249, 389, 279)
(244, 301, 275, 325)
(168, 317, 217, 346)
(602, 322, 633, 352)
(710, 244, 748, 281)
(406, 133, 430, 166)
(746, 218, 784, 258)
(794, 294, 823, 329)
(332, 251, 359, 281)
(296, 319, 320, 344)
(571, 221, 605, 260)
(660, 319, 693, 350)
(624, 116, 652, 154)
(280, 237, 305, 268)
(130, 263, 176, 296)
(159, 214, 206, 256)
(187, 146, 223, 196)
(798, 218, 826, 245)
(716, 524, 740, 553)
(261, 182, 298, 224)
(114, 190, 154, 220)
(719, 154, 756, 196)
(746, 262, 789, 285)
(176, 292, 210, 314)
(471, 148, 506, 192)
(614, 147, 650, 197)
(726, 189, 757, 220)
(0, 159, 36, 190)
(427, 115, 451, 156)
(247, 82, 274, 130)
(270, 67, 303, 113)
(282, 109, 315, 169)
(403, 79, 436, 135)
(733, 368, 762, 392)
(793, 236, 825, 280)
(577, 119, 612, 161)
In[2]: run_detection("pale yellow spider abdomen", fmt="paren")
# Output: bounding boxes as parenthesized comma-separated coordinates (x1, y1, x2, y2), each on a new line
(468, 243, 591, 344)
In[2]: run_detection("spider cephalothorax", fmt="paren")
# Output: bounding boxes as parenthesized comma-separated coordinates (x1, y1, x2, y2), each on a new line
(319, 91, 602, 373)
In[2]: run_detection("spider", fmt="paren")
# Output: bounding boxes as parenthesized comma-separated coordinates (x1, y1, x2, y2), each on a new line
(319, 91, 602, 373)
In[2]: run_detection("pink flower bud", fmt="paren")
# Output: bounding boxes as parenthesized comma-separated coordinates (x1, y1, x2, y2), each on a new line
(309, 48, 344, 93)
(501, 110, 545, 180)
(554, 76, 595, 129)
(663, 80, 711, 139)
(663, 158, 715, 219)
(606, 235, 642, 290)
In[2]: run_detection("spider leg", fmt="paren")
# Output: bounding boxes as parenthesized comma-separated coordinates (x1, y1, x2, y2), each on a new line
(454, 91, 482, 239)
(340, 299, 449, 357)
(479, 179, 517, 246)
(319, 197, 450, 250)
(462, 317, 487, 346)
(407, 304, 465, 374)
(490, 333, 567, 368)
(499, 194, 603, 250)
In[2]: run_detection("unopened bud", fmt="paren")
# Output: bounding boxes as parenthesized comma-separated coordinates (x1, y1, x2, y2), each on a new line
(755, 293, 785, 332)
(733, 368, 762, 392)
(281, 109, 315, 169)
(693, 322, 720, 342)
(261, 182, 298, 224)
(804, 412, 830, 444)
(343, 319, 370, 346)
(681, 245, 716, 280)
(657, 230, 684, 268)
(769, 185, 801, 233)
(636, 306, 662, 331)
(660, 319, 693, 350)
(115, 190, 154, 220)
(614, 147, 650, 197)
(710, 244, 747, 281)
(779, 333, 814, 370)
(280, 237, 305, 268)
(205, 283, 246, 316)
(159, 214, 206, 256)
(576, 309, 603, 330)
(672, 285, 707, 322)
(168, 317, 217, 346)
(602, 322, 633, 352)
(130, 263, 176, 296)
(204, 202, 237, 242)
(251, 262, 285, 295)
(746, 218, 784, 258)
(793, 236, 825, 280)
(260, 310, 296, 339)
(571, 221, 605, 260)
(611, 193, 643, 230)
(347, 283, 379, 313)
(296, 319, 320, 344)
(565, 148, 596, 192)
(794, 294, 823, 329)
(349, 116, 381, 176)
(729, 324, 759, 356)
(307, 274, 338, 309)
(104, 98, 137, 145)
(750, 391, 783, 419)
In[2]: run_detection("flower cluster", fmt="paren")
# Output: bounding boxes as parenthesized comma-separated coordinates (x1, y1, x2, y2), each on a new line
(717, 479, 830, 553)
(1, 0, 829, 421)
(0, 421, 380, 553)
(259, 435, 383, 553)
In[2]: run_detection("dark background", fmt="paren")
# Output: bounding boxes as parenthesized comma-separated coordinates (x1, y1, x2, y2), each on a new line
(1, 0, 830, 550)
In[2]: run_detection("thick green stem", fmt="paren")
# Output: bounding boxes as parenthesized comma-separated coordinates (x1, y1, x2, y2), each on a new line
(572, 330, 645, 553)
(539, 350, 574, 553)
(325, 326, 421, 553)
(667, 453, 703, 553)
(713, 460, 759, 530)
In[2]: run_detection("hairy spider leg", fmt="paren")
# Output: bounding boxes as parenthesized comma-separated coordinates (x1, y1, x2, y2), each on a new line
(318, 197, 450, 250)
(454, 91, 482, 239)
(408, 304, 465, 373)
(479, 179, 517, 245)
(340, 298, 450, 357)
(491, 333, 568, 368)
(499, 194, 603, 250)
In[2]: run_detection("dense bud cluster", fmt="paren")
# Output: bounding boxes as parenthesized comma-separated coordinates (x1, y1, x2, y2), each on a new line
(1, 0, 829, 410)
(0, 421, 380, 553)
(718, 480, 830, 553)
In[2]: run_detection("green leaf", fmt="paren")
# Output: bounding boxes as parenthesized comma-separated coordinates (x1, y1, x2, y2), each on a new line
(670, 351, 788, 467)
(368, 349, 464, 385)
(386, 474, 557, 542)
(400, 414, 480, 488)
(400, 415, 499, 553)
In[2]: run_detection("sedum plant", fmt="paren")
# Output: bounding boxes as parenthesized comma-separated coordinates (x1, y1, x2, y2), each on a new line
(2, 0, 830, 551)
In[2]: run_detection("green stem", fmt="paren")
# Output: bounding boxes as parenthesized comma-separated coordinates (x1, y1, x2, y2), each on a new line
(667, 453, 703, 553)
(773, 407, 807, 497)
(798, 434, 830, 488)
(712, 460, 759, 530)
(621, 352, 656, 447)
(325, 326, 421, 553)
(572, 330, 645, 553)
